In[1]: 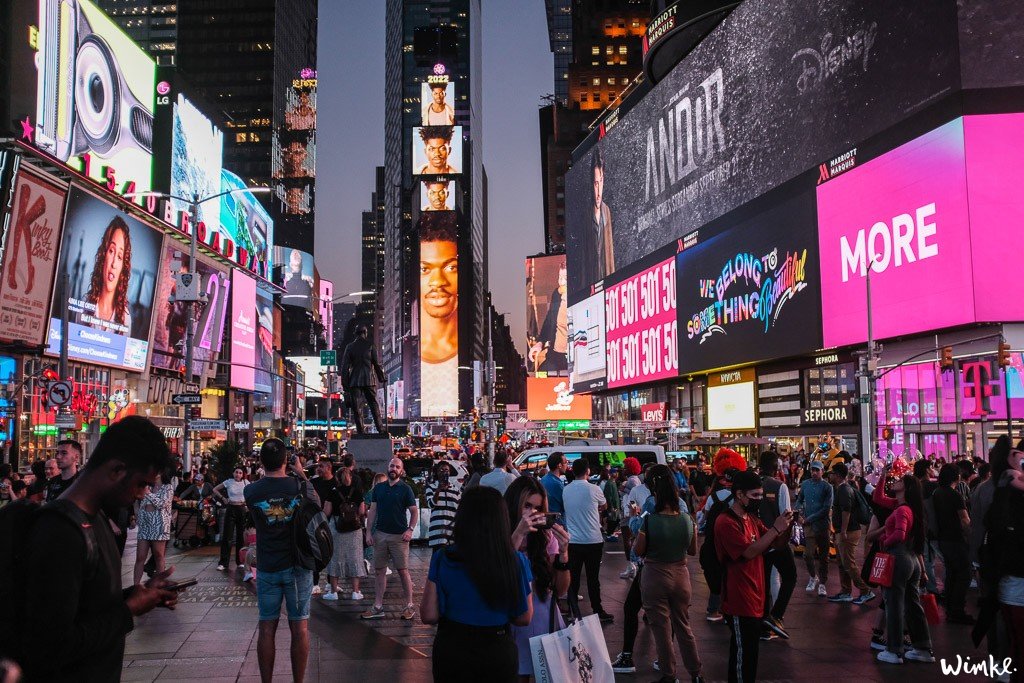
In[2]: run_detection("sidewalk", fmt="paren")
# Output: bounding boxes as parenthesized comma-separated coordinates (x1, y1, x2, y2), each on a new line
(120, 533, 992, 682)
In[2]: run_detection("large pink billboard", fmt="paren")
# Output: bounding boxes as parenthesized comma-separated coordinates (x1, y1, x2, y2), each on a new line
(604, 258, 677, 388)
(816, 119, 974, 348)
(230, 270, 257, 391)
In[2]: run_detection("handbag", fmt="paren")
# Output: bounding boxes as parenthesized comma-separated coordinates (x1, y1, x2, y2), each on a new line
(868, 551, 894, 587)
(921, 592, 941, 625)
(529, 614, 614, 683)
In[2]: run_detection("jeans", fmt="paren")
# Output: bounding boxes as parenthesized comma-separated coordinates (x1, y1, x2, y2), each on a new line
(568, 542, 605, 618)
(219, 504, 246, 566)
(763, 545, 796, 619)
(725, 614, 761, 683)
(641, 561, 703, 679)
(803, 526, 830, 582)
(938, 538, 971, 616)
(882, 544, 932, 655)
(622, 565, 643, 653)
(923, 539, 940, 593)
(837, 529, 870, 593)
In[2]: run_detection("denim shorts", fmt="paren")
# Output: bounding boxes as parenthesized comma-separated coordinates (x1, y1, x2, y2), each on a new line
(256, 566, 314, 621)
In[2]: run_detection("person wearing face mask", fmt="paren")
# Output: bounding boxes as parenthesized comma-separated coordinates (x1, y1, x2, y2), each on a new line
(714, 469, 794, 683)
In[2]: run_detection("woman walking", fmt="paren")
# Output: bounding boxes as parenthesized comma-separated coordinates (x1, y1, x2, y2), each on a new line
(420, 486, 533, 682)
(505, 477, 571, 682)
(869, 466, 935, 665)
(323, 464, 368, 600)
(213, 467, 249, 571)
(133, 471, 174, 586)
(633, 464, 704, 683)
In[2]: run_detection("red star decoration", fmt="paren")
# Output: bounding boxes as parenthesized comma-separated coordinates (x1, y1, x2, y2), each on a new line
(19, 117, 33, 142)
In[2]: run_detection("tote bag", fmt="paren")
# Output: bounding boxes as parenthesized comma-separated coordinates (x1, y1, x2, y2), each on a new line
(530, 614, 614, 683)
(868, 551, 894, 587)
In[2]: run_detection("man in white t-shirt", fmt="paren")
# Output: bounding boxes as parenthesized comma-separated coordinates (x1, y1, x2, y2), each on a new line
(478, 450, 519, 495)
(563, 458, 612, 623)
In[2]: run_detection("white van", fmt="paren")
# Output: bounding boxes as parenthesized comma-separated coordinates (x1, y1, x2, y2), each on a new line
(513, 445, 666, 476)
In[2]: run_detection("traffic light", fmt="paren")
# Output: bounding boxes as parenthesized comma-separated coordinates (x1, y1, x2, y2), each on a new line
(881, 426, 894, 442)
(41, 366, 59, 381)
(939, 346, 953, 370)
(998, 341, 1012, 368)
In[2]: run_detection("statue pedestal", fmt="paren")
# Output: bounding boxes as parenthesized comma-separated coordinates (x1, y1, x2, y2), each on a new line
(346, 434, 393, 474)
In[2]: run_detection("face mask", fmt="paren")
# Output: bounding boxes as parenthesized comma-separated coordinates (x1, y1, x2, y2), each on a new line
(744, 498, 761, 516)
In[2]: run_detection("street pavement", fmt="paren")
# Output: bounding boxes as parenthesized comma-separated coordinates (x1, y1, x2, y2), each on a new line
(119, 531, 995, 682)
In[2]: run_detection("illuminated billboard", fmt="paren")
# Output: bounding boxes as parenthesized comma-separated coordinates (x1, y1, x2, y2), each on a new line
(170, 93, 224, 232)
(422, 179, 454, 212)
(230, 270, 257, 391)
(605, 256, 678, 388)
(418, 211, 459, 417)
(527, 377, 593, 421)
(289, 356, 327, 398)
(254, 287, 274, 394)
(412, 126, 463, 176)
(568, 292, 606, 393)
(219, 170, 274, 279)
(707, 381, 756, 431)
(319, 279, 334, 348)
(47, 187, 164, 371)
(273, 75, 317, 216)
(525, 254, 568, 375)
(274, 246, 315, 310)
(35, 0, 156, 192)
(421, 82, 456, 126)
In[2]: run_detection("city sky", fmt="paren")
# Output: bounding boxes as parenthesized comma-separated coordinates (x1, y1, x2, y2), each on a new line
(315, 1, 553, 355)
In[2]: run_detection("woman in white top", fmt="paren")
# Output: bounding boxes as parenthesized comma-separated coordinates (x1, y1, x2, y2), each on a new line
(214, 467, 250, 571)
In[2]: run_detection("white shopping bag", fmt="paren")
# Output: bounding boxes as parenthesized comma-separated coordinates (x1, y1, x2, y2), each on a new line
(529, 614, 614, 683)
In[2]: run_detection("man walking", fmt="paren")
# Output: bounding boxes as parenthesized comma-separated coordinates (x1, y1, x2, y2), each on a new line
(758, 452, 795, 639)
(362, 458, 418, 621)
(933, 463, 974, 623)
(45, 439, 82, 502)
(244, 438, 321, 683)
(796, 460, 832, 596)
(827, 463, 875, 605)
(563, 458, 612, 623)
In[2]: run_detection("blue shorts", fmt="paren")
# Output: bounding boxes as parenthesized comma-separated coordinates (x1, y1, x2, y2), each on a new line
(256, 566, 313, 621)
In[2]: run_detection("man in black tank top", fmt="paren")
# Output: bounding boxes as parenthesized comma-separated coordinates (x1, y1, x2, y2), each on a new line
(758, 452, 795, 640)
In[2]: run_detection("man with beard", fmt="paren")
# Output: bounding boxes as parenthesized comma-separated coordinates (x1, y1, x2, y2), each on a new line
(419, 213, 459, 416)
(422, 82, 455, 125)
(416, 126, 458, 175)
(423, 180, 451, 211)
(362, 458, 418, 621)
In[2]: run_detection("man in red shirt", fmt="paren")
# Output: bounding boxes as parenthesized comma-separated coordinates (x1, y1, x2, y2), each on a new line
(714, 469, 794, 683)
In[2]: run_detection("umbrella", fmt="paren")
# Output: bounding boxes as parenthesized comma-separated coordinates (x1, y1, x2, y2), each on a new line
(726, 435, 772, 446)
(682, 437, 722, 447)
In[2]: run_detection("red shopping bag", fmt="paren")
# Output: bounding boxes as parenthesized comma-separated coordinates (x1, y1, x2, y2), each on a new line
(869, 552, 894, 587)
(921, 592, 942, 625)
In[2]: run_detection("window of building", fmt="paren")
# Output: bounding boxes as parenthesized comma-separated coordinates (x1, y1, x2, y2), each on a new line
(592, 77, 600, 86)
(608, 77, 616, 85)
(591, 45, 599, 55)
(619, 45, 628, 55)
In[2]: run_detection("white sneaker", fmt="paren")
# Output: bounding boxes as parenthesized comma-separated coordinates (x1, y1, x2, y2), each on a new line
(904, 648, 936, 663)
(619, 562, 636, 579)
(243, 571, 254, 582)
(805, 577, 819, 592)
(351, 590, 364, 600)
(385, 567, 393, 576)
(322, 592, 339, 601)
(311, 585, 322, 595)
(217, 564, 227, 571)
(817, 584, 828, 597)
(877, 650, 904, 665)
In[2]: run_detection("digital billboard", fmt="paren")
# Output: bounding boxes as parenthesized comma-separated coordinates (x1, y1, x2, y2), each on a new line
(0, 169, 67, 346)
(412, 126, 463, 176)
(526, 254, 568, 375)
(289, 356, 327, 398)
(34, 0, 156, 192)
(149, 245, 231, 378)
(419, 211, 459, 417)
(170, 93, 224, 231)
(564, 0, 961, 298)
(273, 75, 317, 216)
(319, 279, 334, 348)
(527, 377, 593, 421)
(274, 246, 315, 310)
(707, 381, 756, 431)
(677, 190, 821, 374)
(254, 287, 274, 394)
(421, 82, 456, 126)
(47, 187, 163, 371)
(568, 292, 606, 393)
(422, 179, 454, 212)
(219, 170, 274, 278)
(605, 257, 677, 389)
(230, 270, 257, 391)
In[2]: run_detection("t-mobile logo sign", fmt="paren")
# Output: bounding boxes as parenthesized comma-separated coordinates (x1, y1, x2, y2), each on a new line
(840, 202, 939, 282)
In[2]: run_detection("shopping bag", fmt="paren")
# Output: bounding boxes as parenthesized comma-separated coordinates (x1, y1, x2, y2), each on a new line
(868, 551, 894, 587)
(530, 614, 614, 683)
(921, 592, 942, 625)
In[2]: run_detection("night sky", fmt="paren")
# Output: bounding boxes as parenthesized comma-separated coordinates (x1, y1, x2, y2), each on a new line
(315, 0, 553, 354)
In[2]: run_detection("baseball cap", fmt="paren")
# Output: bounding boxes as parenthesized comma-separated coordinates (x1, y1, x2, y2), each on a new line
(809, 460, 824, 471)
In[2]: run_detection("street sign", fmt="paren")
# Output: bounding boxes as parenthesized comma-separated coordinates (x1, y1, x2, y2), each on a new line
(188, 418, 226, 430)
(173, 393, 202, 405)
(55, 411, 76, 429)
(320, 350, 337, 366)
(183, 382, 200, 394)
(46, 380, 72, 408)
(481, 412, 503, 420)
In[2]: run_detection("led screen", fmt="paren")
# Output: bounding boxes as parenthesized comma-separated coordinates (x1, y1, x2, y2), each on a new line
(273, 77, 317, 216)
(525, 254, 568, 376)
(412, 126, 463, 176)
(605, 257, 677, 388)
(707, 382, 756, 431)
(35, 0, 156, 192)
(421, 179, 454, 212)
(170, 94, 223, 231)
(230, 270, 256, 391)
(419, 211, 459, 416)
(149, 245, 231, 379)
(421, 82, 456, 126)
(568, 292, 606, 393)
(47, 187, 163, 371)
(254, 287, 274, 394)
(289, 356, 327, 398)
(274, 246, 315, 310)
(219, 170, 273, 279)
(677, 190, 821, 374)
(319, 279, 333, 348)
(527, 376, 593, 421)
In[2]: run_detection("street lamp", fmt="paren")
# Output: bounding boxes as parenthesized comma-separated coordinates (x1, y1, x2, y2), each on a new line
(124, 187, 270, 471)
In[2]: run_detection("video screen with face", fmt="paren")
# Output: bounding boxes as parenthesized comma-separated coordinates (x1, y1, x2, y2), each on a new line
(525, 254, 568, 376)
(421, 82, 456, 126)
(418, 211, 459, 417)
(273, 246, 315, 310)
(421, 179, 454, 212)
(412, 126, 463, 176)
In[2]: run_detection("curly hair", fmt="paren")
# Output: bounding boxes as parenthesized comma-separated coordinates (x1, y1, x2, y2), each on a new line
(418, 125, 454, 144)
(418, 210, 458, 243)
(86, 216, 132, 326)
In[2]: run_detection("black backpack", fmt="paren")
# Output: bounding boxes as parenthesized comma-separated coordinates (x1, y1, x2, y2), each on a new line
(0, 498, 99, 659)
(846, 483, 873, 527)
(293, 479, 334, 572)
(699, 493, 730, 574)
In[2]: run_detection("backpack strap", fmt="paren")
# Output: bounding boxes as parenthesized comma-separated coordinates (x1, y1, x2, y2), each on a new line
(45, 500, 100, 581)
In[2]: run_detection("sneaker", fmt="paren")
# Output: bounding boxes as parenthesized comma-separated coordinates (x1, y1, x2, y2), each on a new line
(904, 648, 936, 663)
(828, 592, 853, 603)
(877, 650, 904, 665)
(385, 567, 393, 576)
(817, 584, 828, 597)
(598, 611, 615, 624)
(869, 634, 886, 651)
(853, 591, 876, 605)
(311, 585, 322, 595)
(611, 652, 636, 674)
(805, 577, 819, 592)
(238, 563, 245, 569)
(242, 570, 254, 582)
(705, 611, 724, 623)
(653, 659, 660, 671)
(350, 590, 364, 600)
(322, 592, 339, 601)
(619, 563, 637, 579)
(217, 564, 227, 571)
(401, 605, 416, 621)
(762, 615, 789, 639)
(361, 605, 386, 619)
(760, 629, 778, 641)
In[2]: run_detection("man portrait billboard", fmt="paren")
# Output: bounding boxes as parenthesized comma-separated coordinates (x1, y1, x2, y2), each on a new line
(274, 247, 315, 310)
(421, 82, 456, 126)
(526, 254, 569, 375)
(422, 179, 453, 212)
(412, 126, 462, 176)
(418, 211, 459, 416)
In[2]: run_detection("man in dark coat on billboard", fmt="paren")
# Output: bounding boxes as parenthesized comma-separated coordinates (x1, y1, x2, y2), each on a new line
(341, 326, 387, 434)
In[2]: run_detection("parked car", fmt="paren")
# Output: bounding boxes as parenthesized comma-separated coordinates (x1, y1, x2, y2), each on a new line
(513, 445, 666, 475)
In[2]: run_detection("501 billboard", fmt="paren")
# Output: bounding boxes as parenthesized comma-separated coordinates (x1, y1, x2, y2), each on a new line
(605, 257, 677, 389)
